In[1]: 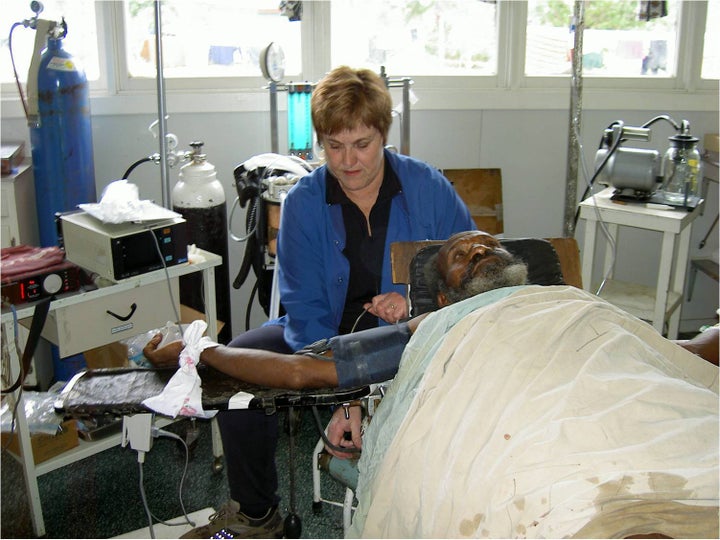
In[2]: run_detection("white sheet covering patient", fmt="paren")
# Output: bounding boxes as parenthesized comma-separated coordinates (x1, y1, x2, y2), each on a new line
(349, 285, 719, 538)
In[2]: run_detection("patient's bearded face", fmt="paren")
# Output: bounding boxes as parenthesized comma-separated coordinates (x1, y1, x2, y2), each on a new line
(439, 231, 528, 304)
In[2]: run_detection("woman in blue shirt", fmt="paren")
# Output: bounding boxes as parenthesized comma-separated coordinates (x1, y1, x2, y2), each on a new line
(183, 66, 475, 539)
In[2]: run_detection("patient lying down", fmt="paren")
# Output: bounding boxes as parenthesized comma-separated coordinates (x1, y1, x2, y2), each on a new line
(143, 231, 717, 388)
(145, 231, 718, 538)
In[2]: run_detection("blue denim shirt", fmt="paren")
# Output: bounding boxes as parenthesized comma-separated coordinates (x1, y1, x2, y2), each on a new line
(268, 150, 476, 351)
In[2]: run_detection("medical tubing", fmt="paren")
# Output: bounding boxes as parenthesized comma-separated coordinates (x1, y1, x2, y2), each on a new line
(229, 196, 258, 243)
(146, 226, 183, 337)
(1, 305, 21, 395)
(122, 156, 156, 180)
(8, 22, 29, 118)
(350, 308, 369, 334)
(642, 114, 681, 131)
(572, 119, 618, 295)
(2, 297, 52, 394)
(231, 198, 259, 283)
(573, 122, 624, 229)
(0, 384, 24, 455)
(310, 405, 362, 455)
(245, 281, 259, 331)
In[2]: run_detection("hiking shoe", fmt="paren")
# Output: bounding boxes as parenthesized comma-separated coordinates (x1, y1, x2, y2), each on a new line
(180, 500, 284, 539)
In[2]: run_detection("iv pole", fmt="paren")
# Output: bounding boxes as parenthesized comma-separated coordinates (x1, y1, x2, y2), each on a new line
(153, 0, 171, 208)
(564, 0, 585, 237)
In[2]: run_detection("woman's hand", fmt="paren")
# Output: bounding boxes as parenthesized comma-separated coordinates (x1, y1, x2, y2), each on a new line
(142, 333, 184, 368)
(364, 291, 407, 324)
(325, 405, 363, 459)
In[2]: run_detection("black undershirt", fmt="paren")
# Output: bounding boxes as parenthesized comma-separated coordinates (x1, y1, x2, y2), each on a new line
(326, 160, 401, 334)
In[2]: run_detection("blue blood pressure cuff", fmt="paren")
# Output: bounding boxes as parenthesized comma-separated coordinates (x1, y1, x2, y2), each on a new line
(327, 323, 412, 389)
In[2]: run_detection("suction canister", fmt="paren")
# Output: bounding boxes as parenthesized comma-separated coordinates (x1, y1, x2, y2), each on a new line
(29, 32, 96, 247)
(172, 142, 232, 344)
(660, 133, 703, 206)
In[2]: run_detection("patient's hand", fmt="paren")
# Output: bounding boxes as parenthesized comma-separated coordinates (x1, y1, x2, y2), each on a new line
(325, 405, 363, 459)
(142, 333, 184, 368)
(675, 326, 719, 366)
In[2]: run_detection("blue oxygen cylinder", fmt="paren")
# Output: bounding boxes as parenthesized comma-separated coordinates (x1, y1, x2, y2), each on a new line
(30, 35, 96, 247)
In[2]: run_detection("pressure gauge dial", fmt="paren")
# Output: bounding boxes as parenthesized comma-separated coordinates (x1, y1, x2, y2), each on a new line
(260, 42, 285, 83)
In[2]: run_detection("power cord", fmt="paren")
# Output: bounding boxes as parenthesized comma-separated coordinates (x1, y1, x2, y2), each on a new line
(572, 118, 618, 295)
(145, 225, 185, 341)
(134, 426, 196, 539)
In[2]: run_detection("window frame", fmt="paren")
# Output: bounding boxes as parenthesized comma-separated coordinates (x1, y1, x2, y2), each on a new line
(1, 0, 717, 119)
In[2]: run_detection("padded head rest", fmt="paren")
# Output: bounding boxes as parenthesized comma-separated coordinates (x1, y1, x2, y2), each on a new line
(408, 238, 565, 315)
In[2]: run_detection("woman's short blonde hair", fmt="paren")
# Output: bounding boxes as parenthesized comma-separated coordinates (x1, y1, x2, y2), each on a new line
(311, 66, 393, 145)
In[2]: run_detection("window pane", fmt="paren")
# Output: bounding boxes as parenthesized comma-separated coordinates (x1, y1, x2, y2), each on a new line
(123, 0, 301, 79)
(1, 0, 99, 84)
(701, 0, 719, 79)
(331, 0, 497, 76)
(526, 0, 679, 77)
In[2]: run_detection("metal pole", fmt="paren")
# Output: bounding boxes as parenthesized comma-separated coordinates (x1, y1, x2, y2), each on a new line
(563, 0, 584, 237)
(269, 82, 279, 153)
(401, 78, 411, 155)
(154, 0, 170, 208)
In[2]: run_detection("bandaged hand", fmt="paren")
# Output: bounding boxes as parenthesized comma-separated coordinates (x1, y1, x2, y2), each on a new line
(325, 405, 363, 459)
(364, 291, 407, 324)
(142, 320, 219, 419)
(143, 333, 184, 368)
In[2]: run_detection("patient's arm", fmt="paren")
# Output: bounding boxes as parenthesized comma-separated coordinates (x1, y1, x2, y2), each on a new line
(674, 326, 719, 366)
(143, 313, 431, 390)
(143, 334, 339, 389)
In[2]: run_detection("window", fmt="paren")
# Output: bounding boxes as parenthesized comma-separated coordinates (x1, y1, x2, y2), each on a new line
(701, 0, 719, 79)
(1, 0, 716, 116)
(122, 0, 301, 80)
(525, 0, 679, 77)
(331, 0, 498, 76)
(1, 0, 99, 85)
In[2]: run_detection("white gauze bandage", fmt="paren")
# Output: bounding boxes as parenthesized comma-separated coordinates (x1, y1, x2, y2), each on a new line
(142, 319, 219, 419)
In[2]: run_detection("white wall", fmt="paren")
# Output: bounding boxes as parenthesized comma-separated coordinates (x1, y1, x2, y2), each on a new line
(2, 101, 718, 337)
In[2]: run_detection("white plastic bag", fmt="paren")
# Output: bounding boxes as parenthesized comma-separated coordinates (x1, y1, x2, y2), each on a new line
(121, 322, 184, 368)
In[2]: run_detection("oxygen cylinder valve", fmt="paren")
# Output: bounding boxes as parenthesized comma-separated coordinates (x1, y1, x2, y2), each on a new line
(173, 141, 232, 343)
(22, 1, 44, 28)
(189, 141, 207, 162)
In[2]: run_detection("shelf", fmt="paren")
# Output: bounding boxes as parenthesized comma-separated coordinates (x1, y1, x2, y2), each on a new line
(1, 250, 222, 537)
(25, 416, 176, 476)
(596, 279, 682, 324)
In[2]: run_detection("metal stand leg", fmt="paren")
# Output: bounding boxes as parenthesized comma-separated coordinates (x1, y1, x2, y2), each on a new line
(211, 417, 224, 473)
(283, 406, 302, 538)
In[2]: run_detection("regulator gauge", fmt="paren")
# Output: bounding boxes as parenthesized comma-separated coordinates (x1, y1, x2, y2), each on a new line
(260, 42, 285, 83)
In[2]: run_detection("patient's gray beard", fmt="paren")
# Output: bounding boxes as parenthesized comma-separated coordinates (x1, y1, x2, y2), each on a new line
(443, 262, 528, 304)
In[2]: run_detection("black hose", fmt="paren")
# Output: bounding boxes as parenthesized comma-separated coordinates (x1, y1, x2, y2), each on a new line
(245, 280, 258, 331)
(573, 123, 625, 230)
(122, 157, 155, 180)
